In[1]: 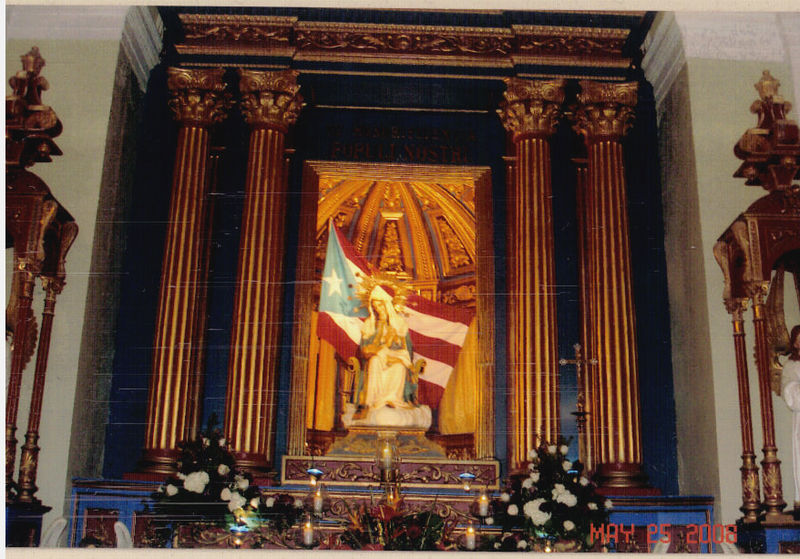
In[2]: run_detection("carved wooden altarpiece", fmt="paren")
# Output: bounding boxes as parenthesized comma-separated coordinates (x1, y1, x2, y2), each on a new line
(715, 71, 800, 524)
(6, 47, 78, 546)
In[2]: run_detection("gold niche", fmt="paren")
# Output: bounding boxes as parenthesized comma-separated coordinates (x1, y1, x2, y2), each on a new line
(288, 161, 495, 460)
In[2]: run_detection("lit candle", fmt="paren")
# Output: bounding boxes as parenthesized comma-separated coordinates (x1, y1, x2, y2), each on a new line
(465, 525, 476, 550)
(303, 521, 314, 546)
(478, 491, 489, 517)
(313, 489, 323, 514)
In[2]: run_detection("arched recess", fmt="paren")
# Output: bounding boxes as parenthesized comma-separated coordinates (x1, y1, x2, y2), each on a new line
(287, 161, 495, 460)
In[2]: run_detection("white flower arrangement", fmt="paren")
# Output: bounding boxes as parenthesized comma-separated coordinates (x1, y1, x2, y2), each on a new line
(227, 491, 247, 512)
(522, 477, 534, 489)
(183, 471, 210, 493)
(235, 476, 249, 490)
(153, 414, 265, 529)
(490, 440, 609, 551)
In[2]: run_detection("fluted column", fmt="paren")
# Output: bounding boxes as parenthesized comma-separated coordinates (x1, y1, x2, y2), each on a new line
(751, 286, 786, 517)
(573, 81, 646, 487)
(224, 69, 303, 473)
(727, 299, 761, 522)
(140, 68, 229, 473)
(498, 78, 565, 471)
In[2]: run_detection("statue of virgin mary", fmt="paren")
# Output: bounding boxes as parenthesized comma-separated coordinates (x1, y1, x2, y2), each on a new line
(345, 283, 431, 429)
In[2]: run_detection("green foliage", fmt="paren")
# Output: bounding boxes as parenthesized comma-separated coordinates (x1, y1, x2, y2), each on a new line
(335, 503, 451, 551)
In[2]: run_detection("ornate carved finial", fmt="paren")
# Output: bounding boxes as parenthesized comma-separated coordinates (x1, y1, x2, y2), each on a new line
(734, 71, 799, 192)
(6, 47, 62, 167)
(497, 78, 565, 138)
(755, 70, 782, 102)
(10, 47, 47, 106)
(166, 67, 231, 126)
(572, 81, 638, 140)
(238, 69, 304, 132)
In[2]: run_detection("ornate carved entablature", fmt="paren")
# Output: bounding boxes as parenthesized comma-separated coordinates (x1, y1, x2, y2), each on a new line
(734, 71, 800, 193)
(177, 14, 296, 57)
(164, 9, 648, 76)
(6, 47, 63, 169)
(295, 21, 513, 60)
(512, 25, 630, 68)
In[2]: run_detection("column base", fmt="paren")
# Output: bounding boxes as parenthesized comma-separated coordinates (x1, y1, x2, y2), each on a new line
(137, 448, 179, 475)
(594, 462, 650, 489)
(6, 501, 51, 547)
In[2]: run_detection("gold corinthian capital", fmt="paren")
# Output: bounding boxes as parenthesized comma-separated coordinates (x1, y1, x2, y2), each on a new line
(573, 81, 638, 140)
(238, 69, 304, 132)
(497, 78, 566, 138)
(166, 67, 230, 126)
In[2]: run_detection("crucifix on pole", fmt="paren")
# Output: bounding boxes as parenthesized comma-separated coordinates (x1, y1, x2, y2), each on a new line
(559, 343, 597, 473)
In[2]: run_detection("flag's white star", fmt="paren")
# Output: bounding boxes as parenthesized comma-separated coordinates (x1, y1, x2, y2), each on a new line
(323, 267, 343, 296)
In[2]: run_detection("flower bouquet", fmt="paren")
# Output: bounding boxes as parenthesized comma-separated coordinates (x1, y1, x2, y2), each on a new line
(147, 415, 304, 547)
(329, 502, 452, 550)
(487, 440, 610, 551)
(151, 415, 261, 527)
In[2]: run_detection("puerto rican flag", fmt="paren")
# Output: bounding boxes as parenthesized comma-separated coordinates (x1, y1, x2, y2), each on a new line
(317, 221, 474, 408)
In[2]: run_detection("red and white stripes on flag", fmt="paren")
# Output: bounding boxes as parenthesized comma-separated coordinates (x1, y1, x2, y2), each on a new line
(317, 222, 474, 408)
(404, 293, 472, 407)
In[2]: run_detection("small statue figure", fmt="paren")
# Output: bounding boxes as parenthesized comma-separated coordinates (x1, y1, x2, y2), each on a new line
(781, 324, 800, 515)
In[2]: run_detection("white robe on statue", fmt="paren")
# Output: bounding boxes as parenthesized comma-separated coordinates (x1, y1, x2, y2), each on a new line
(781, 359, 800, 506)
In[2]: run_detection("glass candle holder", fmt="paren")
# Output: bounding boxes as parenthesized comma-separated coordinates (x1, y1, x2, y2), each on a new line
(299, 514, 315, 547)
(376, 437, 398, 471)
(465, 520, 477, 550)
(477, 488, 490, 517)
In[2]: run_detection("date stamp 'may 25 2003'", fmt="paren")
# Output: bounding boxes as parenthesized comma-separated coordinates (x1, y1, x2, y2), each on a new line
(590, 524, 738, 547)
